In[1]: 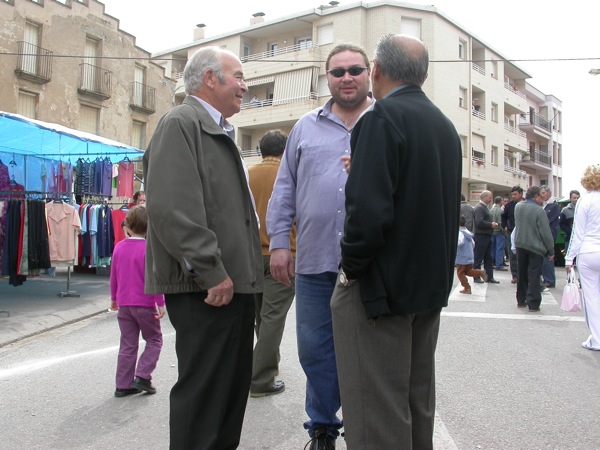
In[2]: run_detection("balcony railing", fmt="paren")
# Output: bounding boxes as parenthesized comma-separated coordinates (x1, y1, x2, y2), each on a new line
(129, 82, 156, 113)
(504, 82, 526, 99)
(472, 108, 485, 120)
(241, 92, 318, 110)
(504, 165, 527, 177)
(472, 63, 485, 75)
(521, 112, 551, 131)
(241, 148, 262, 158)
(504, 123, 526, 137)
(78, 63, 112, 99)
(15, 41, 53, 83)
(242, 41, 319, 62)
(525, 150, 552, 167)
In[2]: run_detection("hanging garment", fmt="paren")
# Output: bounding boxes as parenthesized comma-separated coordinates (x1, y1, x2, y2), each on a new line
(46, 201, 82, 264)
(117, 160, 135, 198)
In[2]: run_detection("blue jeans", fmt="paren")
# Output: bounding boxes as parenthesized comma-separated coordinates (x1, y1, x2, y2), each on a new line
(491, 234, 506, 268)
(541, 256, 556, 285)
(296, 272, 342, 438)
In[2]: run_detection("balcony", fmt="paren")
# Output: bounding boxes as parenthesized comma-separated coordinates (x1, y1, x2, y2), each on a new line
(521, 150, 551, 167)
(504, 165, 527, 178)
(78, 63, 112, 99)
(504, 123, 526, 138)
(129, 82, 156, 114)
(242, 41, 319, 62)
(519, 112, 552, 136)
(15, 41, 53, 84)
(472, 63, 485, 75)
(471, 150, 486, 168)
(472, 108, 485, 120)
(504, 82, 525, 99)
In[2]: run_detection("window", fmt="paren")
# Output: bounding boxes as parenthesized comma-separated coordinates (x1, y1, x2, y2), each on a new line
(242, 135, 252, 152)
(400, 17, 421, 39)
(2, 0, 15, 5)
(79, 105, 99, 134)
(131, 121, 145, 149)
(268, 42, 278, 56)
(296, 37, 312, 49)
(53, 0, 68, 4)
(318, 75, 329, 97)
(491, 60, 498, 79)
(317, 24, 334, 44)
(28, 0, 43, 4)
(491, 146, 498, 165)
(22, 21, 41, 74)
(459, 39, 466, 60)
(491, 102, 498, 122)
(18, 91, 37, 118)
(133, 64, 145, 106)
(459, 87, 467, 108)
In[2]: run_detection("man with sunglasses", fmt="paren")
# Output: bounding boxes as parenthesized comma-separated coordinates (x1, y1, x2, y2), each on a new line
(267, 43, 374, 450)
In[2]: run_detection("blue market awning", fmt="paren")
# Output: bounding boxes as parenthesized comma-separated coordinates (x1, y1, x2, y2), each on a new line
(0, 111, 144, 161)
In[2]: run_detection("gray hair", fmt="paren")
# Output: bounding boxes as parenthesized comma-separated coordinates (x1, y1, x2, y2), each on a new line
(183, 46, 225, 95)
(373, 34, 428, 86)
(540, 184, 551, 194)
(480, 190, 491, 200)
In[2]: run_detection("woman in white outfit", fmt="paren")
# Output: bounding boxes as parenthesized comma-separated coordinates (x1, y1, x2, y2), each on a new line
(565, 164, 600, 350)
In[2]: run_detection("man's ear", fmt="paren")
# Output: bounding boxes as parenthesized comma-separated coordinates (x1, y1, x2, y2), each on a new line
(204, 70, 216, 89)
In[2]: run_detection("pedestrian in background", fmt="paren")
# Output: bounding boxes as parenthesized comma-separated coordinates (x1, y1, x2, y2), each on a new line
(490, 195, 507, 271)
(456, 215, 487, 294)
(110, 206, 165, 398)
(248, 130, 295, 398)
(540, 185, 560, 288)
(460, 194, 474, 232)
(143, 46, 263, 449)
(514, 186, 554, 311)
(473, 190, 500, 284)
(565, 165, 600, 350)
(502, 185, 524, 283)
(559, 189, 580, 253)
(331, 34, 462, 450)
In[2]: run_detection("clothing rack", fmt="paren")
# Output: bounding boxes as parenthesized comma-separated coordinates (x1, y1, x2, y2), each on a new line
(58, 266, 80, 298)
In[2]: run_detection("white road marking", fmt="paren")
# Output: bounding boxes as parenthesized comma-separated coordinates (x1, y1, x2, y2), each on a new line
(449, 282, 486, 302)
(0, 332, 175, 379)
(442, 311, 584, 322)
(434, 412, 459, 450)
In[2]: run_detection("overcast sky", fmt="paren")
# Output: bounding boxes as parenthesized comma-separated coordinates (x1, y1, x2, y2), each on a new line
(100, 0, 599, 194)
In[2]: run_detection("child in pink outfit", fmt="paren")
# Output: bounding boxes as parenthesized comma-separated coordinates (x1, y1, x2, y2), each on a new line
(110, 206, 165, 397)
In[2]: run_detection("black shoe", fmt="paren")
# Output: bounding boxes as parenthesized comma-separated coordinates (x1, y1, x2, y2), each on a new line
(130, 376, 156, 394)
(114, 387, 142, 398)
(495, 267, 508, 271)
(250, 380, 285, 398)
(528, 307, 541, 312)
(517, 303, 527, 308)
(474, 278, 485, 284)
(305, 428, 335, 450)
(487, 279, 500, 284)
(545, 283, 555, 288)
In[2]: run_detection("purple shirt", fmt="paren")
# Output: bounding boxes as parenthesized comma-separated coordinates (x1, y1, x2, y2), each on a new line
(110, 238, 165, 308)
(267, 99, 354, 275)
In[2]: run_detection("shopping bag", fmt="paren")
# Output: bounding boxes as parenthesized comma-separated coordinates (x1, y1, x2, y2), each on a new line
(561, 271, 582, 312)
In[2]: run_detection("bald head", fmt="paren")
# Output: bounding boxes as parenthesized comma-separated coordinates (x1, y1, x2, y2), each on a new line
(373, 34, 428, 87)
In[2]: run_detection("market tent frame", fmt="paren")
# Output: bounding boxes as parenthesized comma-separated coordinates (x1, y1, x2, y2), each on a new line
(0, 111, 144, 161)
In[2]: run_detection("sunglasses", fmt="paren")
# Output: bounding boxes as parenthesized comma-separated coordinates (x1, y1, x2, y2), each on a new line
(327, 66, 368, 78)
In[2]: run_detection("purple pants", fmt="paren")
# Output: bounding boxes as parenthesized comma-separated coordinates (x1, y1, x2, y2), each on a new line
(116, 306, 163, 389)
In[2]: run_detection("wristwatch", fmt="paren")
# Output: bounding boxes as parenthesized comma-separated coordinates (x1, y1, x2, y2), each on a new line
(339, 269, 356, 287)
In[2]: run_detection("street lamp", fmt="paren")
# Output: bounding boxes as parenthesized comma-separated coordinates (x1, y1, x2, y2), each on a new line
(590, 69, 600, 75)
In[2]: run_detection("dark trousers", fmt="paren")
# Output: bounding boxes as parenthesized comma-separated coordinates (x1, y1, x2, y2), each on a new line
(516, 248, 544, 309)
(332, 281, 440, 450)
(166, 292, 255, 450)
(473, 234, 494, 280)
(508, 230, 518, 278)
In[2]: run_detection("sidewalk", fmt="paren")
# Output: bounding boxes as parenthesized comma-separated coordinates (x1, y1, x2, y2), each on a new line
(0, 268, 111, 347)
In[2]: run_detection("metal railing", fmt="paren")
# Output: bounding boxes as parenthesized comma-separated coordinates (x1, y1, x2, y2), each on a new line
(241, 41, 319, 62)
(130, 82, 156, 113)
(524, 111, 551, 131)
(241, 92, 318, 110)
(79, 63, 112, 98)
(472, 63, 485, 75)
(528, 150, 552, 167)
(15, 41, 53, 82)
(504, 165, 527, 177)
(504, 82, 526, 99)
(472, 108, 485, 120)
(241, 148, 262, 158)
(504, 123, 526, 137)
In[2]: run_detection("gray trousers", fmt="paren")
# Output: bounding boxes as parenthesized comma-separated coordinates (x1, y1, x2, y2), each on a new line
(331, 280, 441, 450)
(251, 255, 295, 391)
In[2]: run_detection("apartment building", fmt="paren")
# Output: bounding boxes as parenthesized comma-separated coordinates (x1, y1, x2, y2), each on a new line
(0, 0, 175, 151)
(153, 0, 563, 198)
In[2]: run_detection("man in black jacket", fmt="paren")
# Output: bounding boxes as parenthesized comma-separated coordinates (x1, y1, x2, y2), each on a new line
(330, 34, 461, 450)
(501, 185, 524, 283)
(473, 190, 500, 284)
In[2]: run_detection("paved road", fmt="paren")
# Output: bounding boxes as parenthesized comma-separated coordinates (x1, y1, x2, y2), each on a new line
(1, 268, 599, 449)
